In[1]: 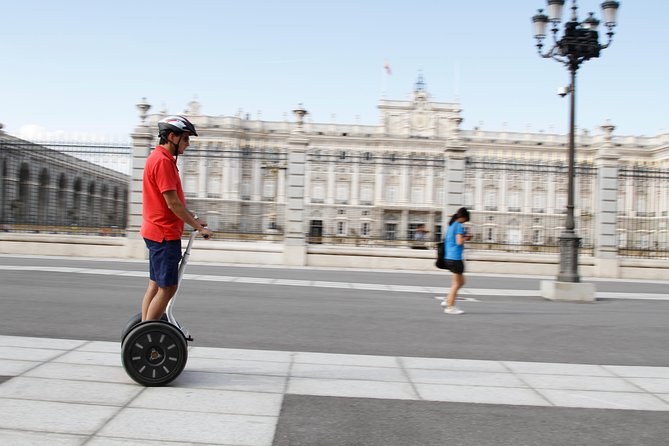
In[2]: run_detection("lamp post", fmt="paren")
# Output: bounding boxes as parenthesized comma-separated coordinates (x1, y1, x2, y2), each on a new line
(532, 0, 619, 283)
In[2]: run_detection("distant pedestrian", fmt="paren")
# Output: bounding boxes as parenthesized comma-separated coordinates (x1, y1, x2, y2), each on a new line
(442, 207, 472, 315)
(412, 224, 429, 249)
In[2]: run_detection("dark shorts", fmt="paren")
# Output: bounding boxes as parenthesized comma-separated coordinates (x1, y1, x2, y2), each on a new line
(445, 260, 465, 275)
(144, 238, 182, 287)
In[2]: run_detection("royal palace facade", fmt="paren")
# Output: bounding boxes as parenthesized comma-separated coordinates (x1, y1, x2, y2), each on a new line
(127, 77, 669, 261)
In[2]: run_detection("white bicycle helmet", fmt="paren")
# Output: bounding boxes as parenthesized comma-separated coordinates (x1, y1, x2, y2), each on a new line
(158, 115, 198, 137)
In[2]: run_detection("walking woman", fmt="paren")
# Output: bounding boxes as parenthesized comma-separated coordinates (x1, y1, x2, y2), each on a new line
(442, 207, 472, 315)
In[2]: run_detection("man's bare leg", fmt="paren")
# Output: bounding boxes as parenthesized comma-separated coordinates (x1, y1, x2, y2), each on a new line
(141, 280, 159, 321)
(145, 285, 178, 321)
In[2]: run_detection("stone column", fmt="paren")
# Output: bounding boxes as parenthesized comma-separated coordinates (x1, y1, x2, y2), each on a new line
(442, 114, 467, 230)
(126, 98, 153, 258)
(284, 104, 309, 266)
(594, 121, 620, 278)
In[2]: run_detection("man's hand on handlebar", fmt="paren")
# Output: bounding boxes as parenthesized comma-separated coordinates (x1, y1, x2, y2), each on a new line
(191, 212, 213, 239)
(198, 226, 213, 239)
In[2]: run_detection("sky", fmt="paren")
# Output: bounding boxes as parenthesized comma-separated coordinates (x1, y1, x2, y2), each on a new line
(1, 0, 667, 141)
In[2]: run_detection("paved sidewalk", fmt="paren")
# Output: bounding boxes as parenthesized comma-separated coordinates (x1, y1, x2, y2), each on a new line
(1, 335, 668, 445)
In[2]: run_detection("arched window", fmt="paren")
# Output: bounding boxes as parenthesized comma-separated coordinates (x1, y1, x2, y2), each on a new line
(57, 174, 68, 225)
(112, 187, 119, 225)
(17, 163, 30, 221)
(87, 182, 97, 226)
(100, 184, 108, 225)
(38, 168, 50, 224)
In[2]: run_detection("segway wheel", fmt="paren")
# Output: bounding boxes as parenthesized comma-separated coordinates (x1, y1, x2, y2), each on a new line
(121, 321, 188, 386)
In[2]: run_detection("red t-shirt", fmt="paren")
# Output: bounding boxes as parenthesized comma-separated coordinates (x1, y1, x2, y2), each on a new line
(140, 145, 186, 242)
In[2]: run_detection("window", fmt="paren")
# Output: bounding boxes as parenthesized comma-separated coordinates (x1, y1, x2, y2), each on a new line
(208, 176, 221, 198)
(532, 190, 546, 213)
(185, 177, 197, 197)
(639, 233, 650, 249)
(484, 189, 497, 211)
(555, 192, 567, 213)
(464, 190, 475, 209)
(508, 190, 521, 212)
(411, 186, 423, 204)
(386, 185, 398, 203)
(384, 223, 397, 240)
(337, 221, 346, 236)
(309, 220, 323, 237)
(532, 229, 543, 244)
(360, 184, 373, 204)
(240, 182, 251, 200)
(361, 222, 371, 236)
(17, 163, 30, 219)
(434, 187, 443, 204)
(617, 232, 627, 248)
(635, 191, 648, 216)
(312, 182, 325, 202)
(336, 182, 349, 204)
(263, 179, 276, 200)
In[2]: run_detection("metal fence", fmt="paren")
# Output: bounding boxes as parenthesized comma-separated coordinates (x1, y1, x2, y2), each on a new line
(4, 133, 669, 260)
(179, 146, 288, 240)
(617, 165, 669, 258)
(304, 149, 445, 246)
(464, 157, 597, 255)
(0, 134, 131, 236)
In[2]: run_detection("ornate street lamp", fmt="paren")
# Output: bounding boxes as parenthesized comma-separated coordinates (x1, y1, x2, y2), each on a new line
(532, 0, 619, 283)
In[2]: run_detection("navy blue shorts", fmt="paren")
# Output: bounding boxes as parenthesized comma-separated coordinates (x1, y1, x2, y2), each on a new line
(144, 238, 182, 287)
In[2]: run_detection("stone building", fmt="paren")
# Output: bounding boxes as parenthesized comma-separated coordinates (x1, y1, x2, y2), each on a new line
(0, 130, 129, 231)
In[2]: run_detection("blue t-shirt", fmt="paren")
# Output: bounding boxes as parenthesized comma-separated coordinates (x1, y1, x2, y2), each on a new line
(445, 221, 465, 260)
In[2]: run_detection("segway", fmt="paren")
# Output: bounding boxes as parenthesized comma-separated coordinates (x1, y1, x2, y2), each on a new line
(121, 230, 204, 386)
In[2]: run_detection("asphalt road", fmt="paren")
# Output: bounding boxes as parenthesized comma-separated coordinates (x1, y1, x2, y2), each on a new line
(0, 256, 667, 367)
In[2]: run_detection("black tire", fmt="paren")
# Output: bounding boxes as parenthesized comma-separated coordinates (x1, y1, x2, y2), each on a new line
(121, 321, 188, 386)
(121, 312, 169, 343)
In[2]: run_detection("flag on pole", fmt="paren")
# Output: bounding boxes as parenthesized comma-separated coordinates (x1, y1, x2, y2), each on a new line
(384, 60, 392, 75)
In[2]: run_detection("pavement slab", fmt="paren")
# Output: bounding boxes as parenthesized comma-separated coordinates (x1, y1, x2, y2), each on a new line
(1, 335, 669, 445)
